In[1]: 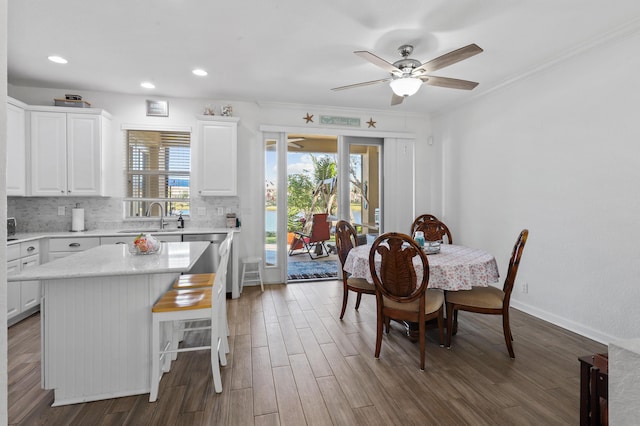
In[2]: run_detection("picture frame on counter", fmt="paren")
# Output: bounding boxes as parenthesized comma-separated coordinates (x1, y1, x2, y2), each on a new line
(146, 100, 169, 117)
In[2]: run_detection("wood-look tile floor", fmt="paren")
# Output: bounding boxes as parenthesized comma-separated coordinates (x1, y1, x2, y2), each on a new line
(9, 280, 606, 425)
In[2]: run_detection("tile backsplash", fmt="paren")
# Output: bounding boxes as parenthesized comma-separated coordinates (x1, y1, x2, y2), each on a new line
(7, 196, 240, 232)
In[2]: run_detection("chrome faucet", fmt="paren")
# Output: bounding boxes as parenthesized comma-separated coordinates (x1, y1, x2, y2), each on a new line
(145, 202, 168, 230)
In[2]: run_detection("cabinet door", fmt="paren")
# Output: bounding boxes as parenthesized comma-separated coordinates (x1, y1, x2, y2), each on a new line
(198, 121, 237, 196)
(67, 114, 102, 196)
(20, 254, 40, 311)
(7, 259, 21, 318)
(30, 111, 67, 196)
(7, 102, 26, 196)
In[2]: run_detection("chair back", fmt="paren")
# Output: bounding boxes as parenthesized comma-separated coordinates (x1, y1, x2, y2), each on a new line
(214, 232, 233, 297)
(369, 232, 429, 304)
(410, 214, 439, 235)
(335, 220, 359, 267)
(415, 219, 453, 244)
(502, 229, 529, 306)
(309, 213, 331, 242)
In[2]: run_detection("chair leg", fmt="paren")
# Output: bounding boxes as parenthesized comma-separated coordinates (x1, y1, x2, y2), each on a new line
(437, 306, 444, 347)
(355, 292, 363, 310)
(374, 307, 383, 359)
(257, 262, 264, 292)
(210, 309, 223, 393)
(503, 311, 515, 359)
(339, 285, 349, 319)
(384, 315, 390, 334)
(419, 317, 426, 371)
(452, 310, 459, 335)
(149, 315, 161, 402)
(446, 303, 454, 349)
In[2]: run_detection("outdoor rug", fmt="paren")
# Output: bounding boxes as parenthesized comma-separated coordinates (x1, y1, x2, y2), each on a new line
(288, 260, 338, 281)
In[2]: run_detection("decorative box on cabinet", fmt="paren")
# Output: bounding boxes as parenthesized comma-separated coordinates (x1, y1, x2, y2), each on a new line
(7, 97, 28, 196)
(28, 106, 112, 196)
(7, 240, 41, 326)
(196, 116, 239, 196)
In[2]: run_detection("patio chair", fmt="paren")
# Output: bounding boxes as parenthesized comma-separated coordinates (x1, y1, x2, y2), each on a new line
(288, 213, 331, 259)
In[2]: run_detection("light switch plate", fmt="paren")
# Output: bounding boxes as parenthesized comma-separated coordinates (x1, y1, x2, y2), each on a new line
(216, 207, 224, 216)
(58, 206, 65, 216)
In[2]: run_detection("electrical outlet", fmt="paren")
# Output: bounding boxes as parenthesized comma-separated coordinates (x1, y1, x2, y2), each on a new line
(216, 207, 224, 216)
(58, 206, 66, 216)
(521, 282, 529, 294)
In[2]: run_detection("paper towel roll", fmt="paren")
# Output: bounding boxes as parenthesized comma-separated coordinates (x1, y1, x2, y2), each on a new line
(71, 208, 85, 231)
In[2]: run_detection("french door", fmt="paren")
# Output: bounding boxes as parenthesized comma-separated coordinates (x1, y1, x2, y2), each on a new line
(263, 132, 383, 283)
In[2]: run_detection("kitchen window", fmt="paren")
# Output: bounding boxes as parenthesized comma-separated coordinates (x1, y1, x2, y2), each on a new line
(124, 129, 191, 218)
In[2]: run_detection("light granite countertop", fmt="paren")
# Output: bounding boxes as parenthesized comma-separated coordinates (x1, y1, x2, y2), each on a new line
(7, 227, 239, 245)
(8, 241, 210, 281)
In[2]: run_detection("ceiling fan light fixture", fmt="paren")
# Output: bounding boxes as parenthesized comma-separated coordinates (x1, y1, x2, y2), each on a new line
(390, 77, 422, 97)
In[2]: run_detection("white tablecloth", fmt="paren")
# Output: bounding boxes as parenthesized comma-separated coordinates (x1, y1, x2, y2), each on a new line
(343, 244, 500, 291)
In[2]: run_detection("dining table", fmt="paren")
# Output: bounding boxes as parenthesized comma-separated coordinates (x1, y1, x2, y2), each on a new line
(343, 243, 501, 339)
(343, 243, 500, 290)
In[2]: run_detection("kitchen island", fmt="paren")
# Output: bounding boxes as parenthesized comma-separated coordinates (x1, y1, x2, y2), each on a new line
(8, 241, 210, 406)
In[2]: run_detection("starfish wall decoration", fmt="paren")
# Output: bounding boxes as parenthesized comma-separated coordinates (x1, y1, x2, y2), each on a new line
(367, 118, 376, 128)
(303, 113, 314, 123)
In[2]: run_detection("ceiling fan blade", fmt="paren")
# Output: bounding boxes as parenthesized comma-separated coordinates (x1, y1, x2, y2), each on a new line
(354, 51, 402, 74)
(331, 78, 390, 91)
(420, 75, 479, 90)
(390, 93, 404, 106)
(415, 44, 483, 74)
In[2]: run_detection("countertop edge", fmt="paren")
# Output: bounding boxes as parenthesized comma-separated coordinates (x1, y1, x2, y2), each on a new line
(8, 227, 240, 245)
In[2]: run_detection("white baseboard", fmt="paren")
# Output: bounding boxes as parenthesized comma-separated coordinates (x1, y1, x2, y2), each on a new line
(511, 300, 613, 345)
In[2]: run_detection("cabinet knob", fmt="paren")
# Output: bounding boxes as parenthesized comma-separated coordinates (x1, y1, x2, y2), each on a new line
(26, 246, 35, 252)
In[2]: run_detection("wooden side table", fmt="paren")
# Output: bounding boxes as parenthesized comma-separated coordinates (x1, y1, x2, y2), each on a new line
(579, 353, 608, 426)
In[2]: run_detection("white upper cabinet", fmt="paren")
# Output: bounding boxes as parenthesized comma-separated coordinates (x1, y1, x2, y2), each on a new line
(6, 98, 28, 196)
(29, 107, 112, 196)
(197, 117, 239, 196)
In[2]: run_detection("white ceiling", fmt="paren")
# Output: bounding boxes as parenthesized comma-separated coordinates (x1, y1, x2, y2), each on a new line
(8, 1, 640, 114)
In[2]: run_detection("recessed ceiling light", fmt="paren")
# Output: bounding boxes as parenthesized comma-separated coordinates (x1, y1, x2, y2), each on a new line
(192, 69, 208, 77)
(48, 55, 68, 64)
(140, 82, 156, 89)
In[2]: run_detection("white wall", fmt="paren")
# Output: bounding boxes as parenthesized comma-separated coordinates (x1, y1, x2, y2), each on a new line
(432, 28, 640, 343)
(7, 86, 432, 278)
(1, 0, 9, 422)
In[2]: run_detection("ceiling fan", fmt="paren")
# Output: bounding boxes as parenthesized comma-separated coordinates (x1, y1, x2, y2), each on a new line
(331, 43, 483, 105)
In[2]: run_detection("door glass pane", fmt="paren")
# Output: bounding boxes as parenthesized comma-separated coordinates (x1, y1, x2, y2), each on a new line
(265, 138, 277, 267)
(349, 144, 380, 240)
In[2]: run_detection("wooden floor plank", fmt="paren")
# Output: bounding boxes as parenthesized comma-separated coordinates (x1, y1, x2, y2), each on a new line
(8, 281, 607, 426)
(288, 353, 333, 426)
(272, 366, 306, 426)
(252, 346, 278, 416)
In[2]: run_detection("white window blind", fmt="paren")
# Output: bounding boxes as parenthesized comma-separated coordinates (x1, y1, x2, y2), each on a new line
(125, 130, 191, 217)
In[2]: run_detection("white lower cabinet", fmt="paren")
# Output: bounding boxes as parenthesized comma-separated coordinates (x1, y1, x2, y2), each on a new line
(47, 237, 100, 261)
(7, 241, 41, 324)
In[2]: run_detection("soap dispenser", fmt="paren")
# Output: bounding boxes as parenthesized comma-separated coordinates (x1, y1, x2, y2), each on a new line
(177, 213, 184, 229)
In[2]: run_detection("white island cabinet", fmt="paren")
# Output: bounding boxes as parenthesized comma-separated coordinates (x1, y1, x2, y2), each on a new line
(8, 241, 210, 406)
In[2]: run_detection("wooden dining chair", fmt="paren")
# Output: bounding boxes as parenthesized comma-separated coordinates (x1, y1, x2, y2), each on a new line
(370, 232, 444, 370)
(410, 214, 439, 235)
(415, 219, 453, 244)
(335, 220, 375, 319)
(445, 229, 529, 358)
